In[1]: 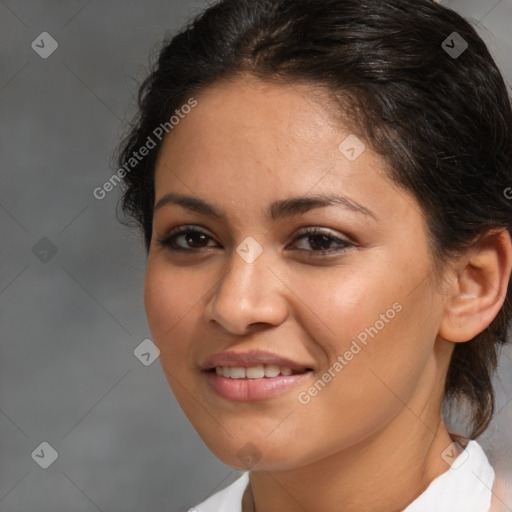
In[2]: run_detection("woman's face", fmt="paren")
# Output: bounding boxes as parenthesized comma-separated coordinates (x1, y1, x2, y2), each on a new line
(144, 77, 451, 470)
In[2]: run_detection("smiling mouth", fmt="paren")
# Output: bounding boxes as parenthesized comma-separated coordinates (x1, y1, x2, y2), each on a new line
(208, 365, 313, 379)
(205, 365, 314, 402)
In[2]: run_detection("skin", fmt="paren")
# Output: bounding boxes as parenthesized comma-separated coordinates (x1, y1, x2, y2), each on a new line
(144, 76, 512, 512)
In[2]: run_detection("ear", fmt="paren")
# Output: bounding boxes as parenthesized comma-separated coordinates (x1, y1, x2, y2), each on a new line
(439, 229, 512, 343)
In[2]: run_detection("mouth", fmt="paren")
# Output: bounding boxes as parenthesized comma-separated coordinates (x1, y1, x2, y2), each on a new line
(201, 352, 315, 402)
(200, 349, 315, 374)
(207, 365, 313, 379)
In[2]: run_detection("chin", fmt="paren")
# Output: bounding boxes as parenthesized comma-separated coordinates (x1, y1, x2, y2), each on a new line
(199, 433, 312, 472)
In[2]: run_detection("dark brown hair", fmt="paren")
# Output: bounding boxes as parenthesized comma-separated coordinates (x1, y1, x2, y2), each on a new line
(116, 0, 512, 438)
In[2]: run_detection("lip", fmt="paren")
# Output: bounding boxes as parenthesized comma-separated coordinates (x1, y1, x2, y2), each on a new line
(205, 371, 313, 402)
(200, 350, 314, 373)
(201, 350, 315, 402)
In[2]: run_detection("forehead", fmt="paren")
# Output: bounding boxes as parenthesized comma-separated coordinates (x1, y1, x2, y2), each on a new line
(152, 77, 419, 229)
(157, 80, 376, 180)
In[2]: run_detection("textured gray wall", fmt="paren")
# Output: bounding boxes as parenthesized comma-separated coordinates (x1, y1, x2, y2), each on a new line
(1, 1, 511, 511)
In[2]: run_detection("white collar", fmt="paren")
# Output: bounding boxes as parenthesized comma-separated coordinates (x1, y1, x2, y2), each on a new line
(192, 440, 494, 512)
(402, 439, 495, 512)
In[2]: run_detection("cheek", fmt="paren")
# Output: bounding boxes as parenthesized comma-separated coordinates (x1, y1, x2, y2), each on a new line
(288, 263, 438, 404)
(286, 265, 393, 356)
(143, 261, 200, 356)
(143, 262, 205, 411)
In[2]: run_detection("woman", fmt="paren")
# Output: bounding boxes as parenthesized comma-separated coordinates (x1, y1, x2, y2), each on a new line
(116, 0, 512, 510)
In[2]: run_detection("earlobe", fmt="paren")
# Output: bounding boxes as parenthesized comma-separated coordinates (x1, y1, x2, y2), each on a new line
(439, 229, 512, 343)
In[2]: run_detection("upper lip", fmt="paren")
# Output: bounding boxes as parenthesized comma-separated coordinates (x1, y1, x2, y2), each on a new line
(201, 350, 314, 372)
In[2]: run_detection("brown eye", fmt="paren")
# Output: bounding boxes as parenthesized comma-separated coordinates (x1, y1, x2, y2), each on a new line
(289, 228, 353, 256)
(183, 231, 209, 248)
(157, 226, 220, 251)
(307, 234, 336, 251)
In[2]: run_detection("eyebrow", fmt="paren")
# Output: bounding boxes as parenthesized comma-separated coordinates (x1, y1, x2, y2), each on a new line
(154, 192, 378, 221)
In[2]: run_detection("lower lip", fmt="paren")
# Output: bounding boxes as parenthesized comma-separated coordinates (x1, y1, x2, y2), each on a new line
(205, 371, 312, 402)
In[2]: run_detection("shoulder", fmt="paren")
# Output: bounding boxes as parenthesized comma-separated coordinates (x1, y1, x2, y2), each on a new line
(189, 472, 250, 512)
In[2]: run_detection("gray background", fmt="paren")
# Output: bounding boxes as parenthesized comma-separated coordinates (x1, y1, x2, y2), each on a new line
(1, 1, 512, 511)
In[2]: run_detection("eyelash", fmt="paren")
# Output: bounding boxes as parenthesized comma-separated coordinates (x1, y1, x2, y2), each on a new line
(156, 225, 354, 257)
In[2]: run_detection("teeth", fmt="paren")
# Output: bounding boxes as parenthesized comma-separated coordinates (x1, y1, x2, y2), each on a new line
(215, 365, 300, 379)
(264, 364, 280, 378)
(246, 365, 265, 379)
(230, 367, 246, 379)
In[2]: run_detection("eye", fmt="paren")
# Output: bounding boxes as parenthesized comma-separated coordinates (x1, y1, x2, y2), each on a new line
(288, 228, 353, 256)
(156, 226, 220, 252)
(156, 225, 353, 256)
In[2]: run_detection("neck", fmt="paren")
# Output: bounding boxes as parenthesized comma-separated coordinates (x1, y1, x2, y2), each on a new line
(244, 414, 456, 512)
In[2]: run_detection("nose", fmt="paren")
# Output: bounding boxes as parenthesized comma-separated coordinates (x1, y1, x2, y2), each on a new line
(203, 247, 289, 335)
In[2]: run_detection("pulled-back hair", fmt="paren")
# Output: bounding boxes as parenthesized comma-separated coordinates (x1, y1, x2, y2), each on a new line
(116, 0, 512, 438)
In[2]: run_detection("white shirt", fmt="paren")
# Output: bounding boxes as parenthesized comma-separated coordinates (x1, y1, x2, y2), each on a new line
(189, 440, 495, 512)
